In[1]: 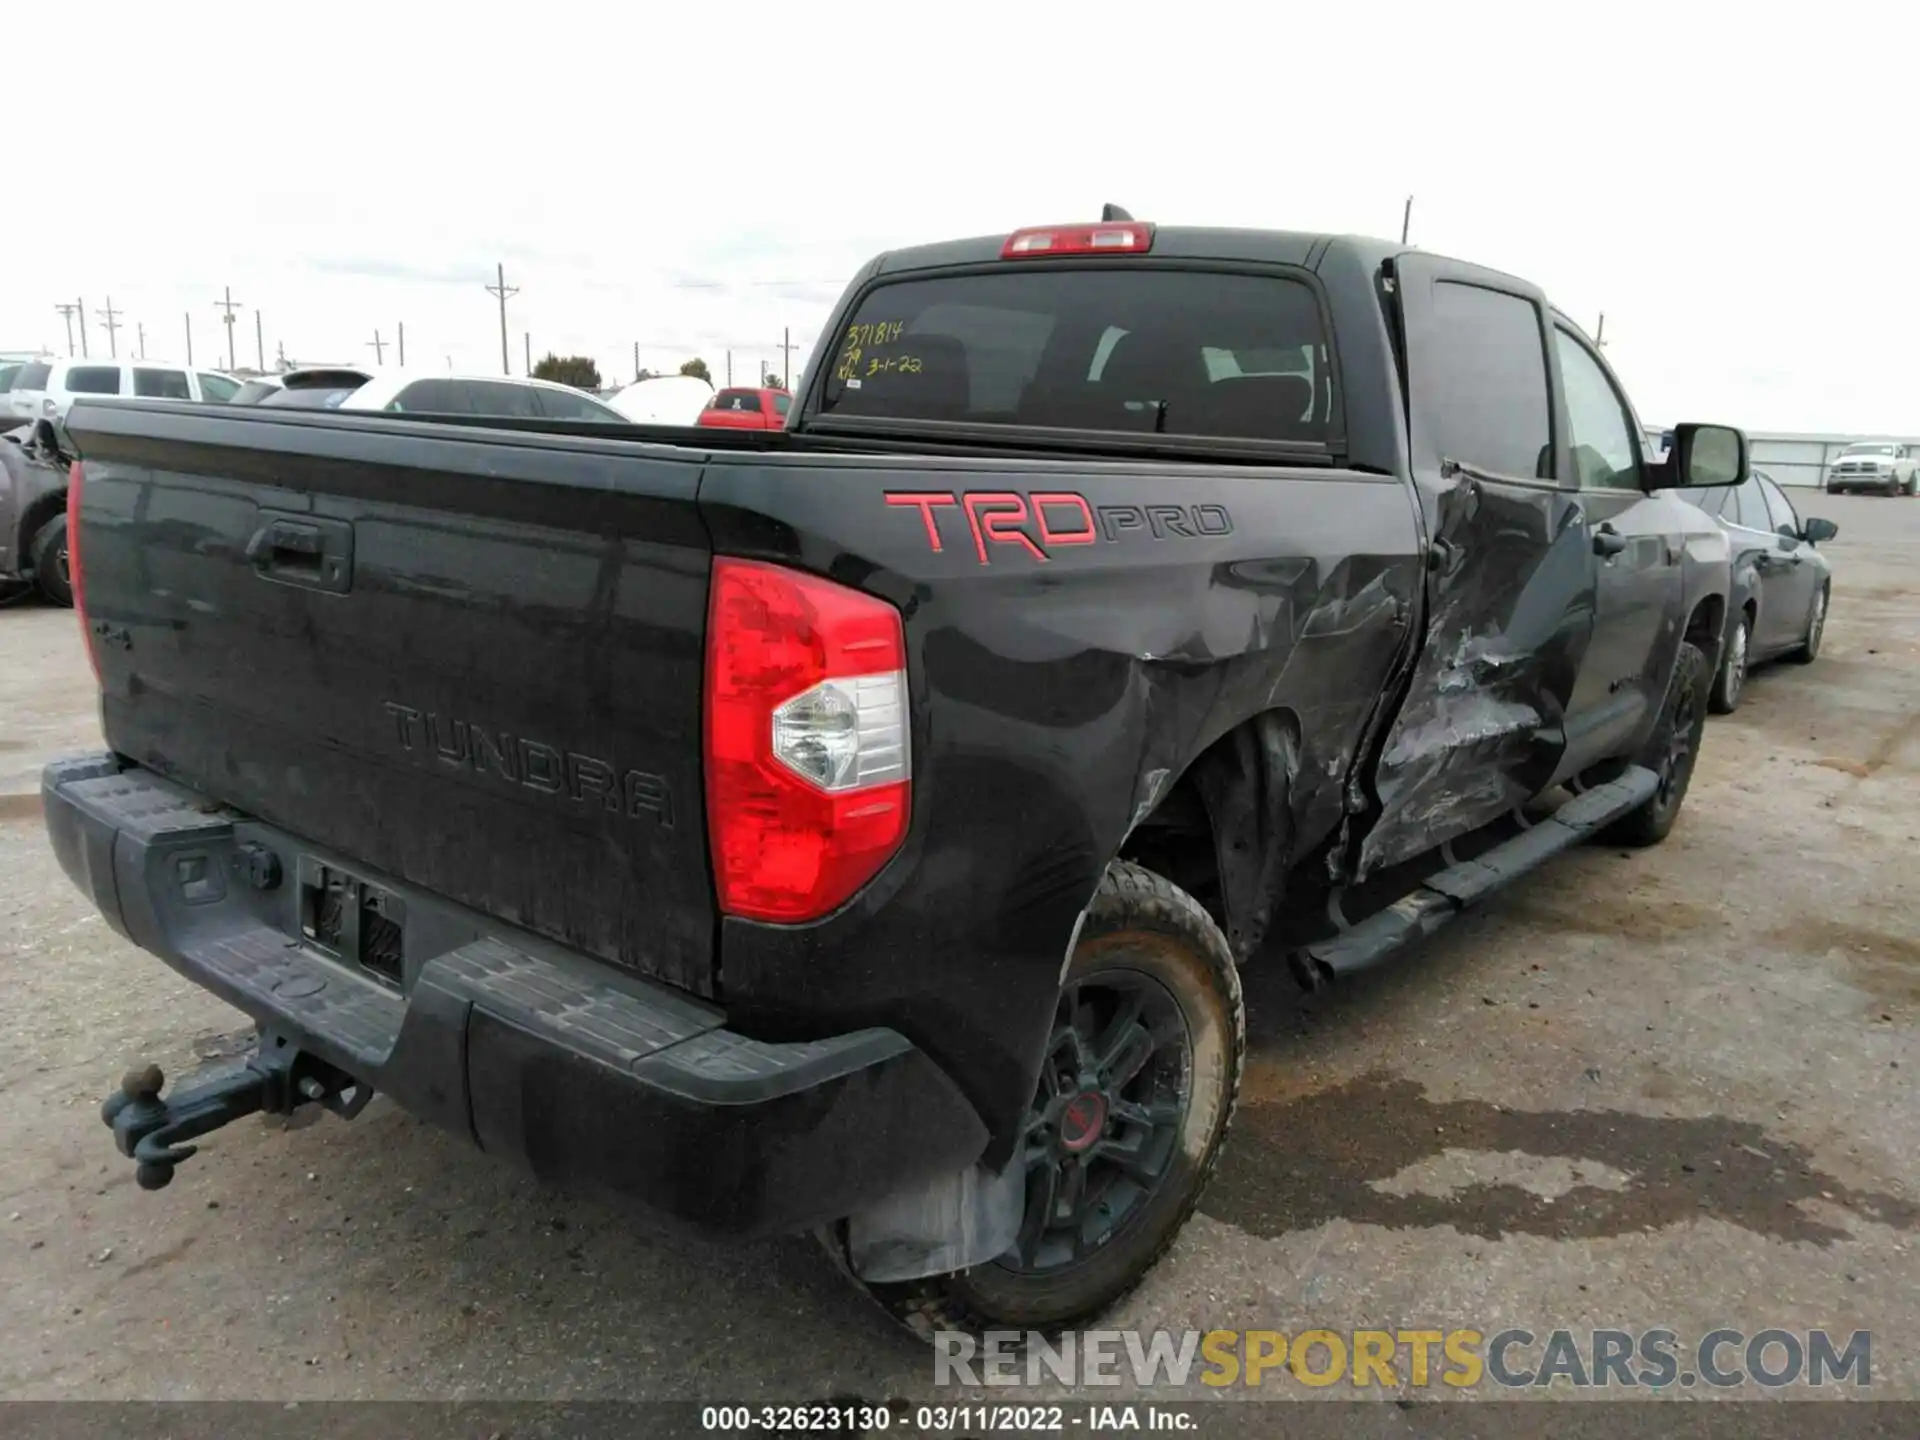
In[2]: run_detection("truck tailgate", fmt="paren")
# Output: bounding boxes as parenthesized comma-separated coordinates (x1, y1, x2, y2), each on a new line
(66, 401, 718, 995)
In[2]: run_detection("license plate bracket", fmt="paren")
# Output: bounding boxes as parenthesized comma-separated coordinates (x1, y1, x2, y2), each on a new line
(297, 857, 406, 989)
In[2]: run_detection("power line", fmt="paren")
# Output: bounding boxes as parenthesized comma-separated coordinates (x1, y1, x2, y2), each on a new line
(214, 287, 245, 370)
(97, 297, 123, 359)
(485, 263, 518, 377)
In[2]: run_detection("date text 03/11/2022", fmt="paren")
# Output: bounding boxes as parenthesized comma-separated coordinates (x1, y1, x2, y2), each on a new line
(700, 1403, 1195, 1433)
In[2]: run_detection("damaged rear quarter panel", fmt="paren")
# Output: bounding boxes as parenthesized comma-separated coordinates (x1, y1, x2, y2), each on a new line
(697, 452, 1422, 1157)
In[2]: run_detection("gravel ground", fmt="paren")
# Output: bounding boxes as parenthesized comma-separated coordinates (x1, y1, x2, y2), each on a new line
(0, 492, 1914, 1417)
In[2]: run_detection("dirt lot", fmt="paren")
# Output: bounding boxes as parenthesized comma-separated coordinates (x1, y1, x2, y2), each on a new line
(1, 493, 1915, 1410)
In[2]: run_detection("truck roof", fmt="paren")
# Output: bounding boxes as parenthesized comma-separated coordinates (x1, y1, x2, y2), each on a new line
(870, 226, 1406, 278)
(863, 224, 1565, 331)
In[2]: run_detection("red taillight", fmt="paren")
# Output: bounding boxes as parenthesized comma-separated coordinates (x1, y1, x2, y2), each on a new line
(1001, 222, 1154, 259)
(704, 558, 910, 923)
(67, 462, 100, 686)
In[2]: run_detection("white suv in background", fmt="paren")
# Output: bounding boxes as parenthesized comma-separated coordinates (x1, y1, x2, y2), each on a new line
(332, 371, 630, 422)
(6, 359, 243, 421)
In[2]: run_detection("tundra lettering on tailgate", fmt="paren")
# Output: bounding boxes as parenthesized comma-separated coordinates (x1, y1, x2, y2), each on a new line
(885, 489, 1233, 565)
(382, 702, 672, 826)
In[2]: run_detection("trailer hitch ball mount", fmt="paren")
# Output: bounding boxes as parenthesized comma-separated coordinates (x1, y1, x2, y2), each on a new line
(100, 1038, 372, 1190)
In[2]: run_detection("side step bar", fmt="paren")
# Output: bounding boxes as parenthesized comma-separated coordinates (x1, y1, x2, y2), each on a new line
(1304, 766, 1658, 982)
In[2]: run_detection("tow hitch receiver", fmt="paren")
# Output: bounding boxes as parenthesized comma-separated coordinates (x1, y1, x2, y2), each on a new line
(100, 1040, 372, 1191)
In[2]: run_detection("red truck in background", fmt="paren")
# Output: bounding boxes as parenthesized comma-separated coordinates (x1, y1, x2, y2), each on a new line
(697, 386, 791, 430)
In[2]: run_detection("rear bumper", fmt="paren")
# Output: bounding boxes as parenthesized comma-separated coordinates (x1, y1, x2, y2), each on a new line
(42, 755, 988, 1237)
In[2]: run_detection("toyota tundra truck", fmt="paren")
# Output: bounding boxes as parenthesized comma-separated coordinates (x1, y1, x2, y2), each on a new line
(44, 211, 1742, 1336)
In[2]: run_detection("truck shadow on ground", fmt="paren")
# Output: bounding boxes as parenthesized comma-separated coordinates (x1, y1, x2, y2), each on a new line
(1206, 952, 1915, 1247)
(1205, 1067, 1917, 1245)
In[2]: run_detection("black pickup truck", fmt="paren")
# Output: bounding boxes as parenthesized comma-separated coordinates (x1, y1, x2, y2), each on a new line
(45, 212, 1744, 1336)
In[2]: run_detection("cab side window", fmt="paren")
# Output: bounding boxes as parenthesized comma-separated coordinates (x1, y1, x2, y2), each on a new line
(1552, 329, 1641, 490)
(1430, 281, 1554, 480)
(1726, 480, 1769, 532)
(1758, 476, 1801, 537)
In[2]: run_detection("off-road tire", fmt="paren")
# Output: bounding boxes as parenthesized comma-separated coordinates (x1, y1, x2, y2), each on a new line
(30, 514, 72, 608)
(1708, 611, 1750, 715)
(848, 860, 1244, 1341)
(1604, 640, 1708, 848)
(1787, 583, 1828, 664)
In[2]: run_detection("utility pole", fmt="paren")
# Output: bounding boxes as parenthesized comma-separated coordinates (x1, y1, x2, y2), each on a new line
(137, 322, 147, 360)
(184, 312, 193, 366)
(97, 297, 123, 359)
(397, 322, 405, 367)
(725, 350, 733, 387)
(524, 331, 531, 377)
(368, 329, 387, 365)
(276, 341, 288, 371)
(1401, 195, 1413, 245)
(54, 302, 80, 357)
(778, 327, 799, 389)
(255, 311, 265, 372)
(484, 263, 517, 376)
(633, 341, 639, 382)
(1595, 313, 1607, 349)
(77, 297, 89, 357)
(214, 287, 244, 370)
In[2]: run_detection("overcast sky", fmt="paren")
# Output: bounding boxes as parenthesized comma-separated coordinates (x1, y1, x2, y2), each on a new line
(7, 4, 1909, 433)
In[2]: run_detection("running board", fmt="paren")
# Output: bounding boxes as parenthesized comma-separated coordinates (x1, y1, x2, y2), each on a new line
(1304, 766, 1658, 982)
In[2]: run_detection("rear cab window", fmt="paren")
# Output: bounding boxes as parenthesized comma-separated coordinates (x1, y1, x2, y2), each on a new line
(713, 389, 765, 413)
(815, 268, 1337, 446)
(197, 373, 241, 402)
(64, 366, 122, 395)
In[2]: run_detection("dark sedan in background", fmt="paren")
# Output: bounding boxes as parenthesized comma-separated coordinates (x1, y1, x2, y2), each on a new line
(1685, 471, 1838, 713)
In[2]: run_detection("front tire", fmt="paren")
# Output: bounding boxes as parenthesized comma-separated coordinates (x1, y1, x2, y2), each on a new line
(863, 861, 1244, 1337)
(1708, 612, 1750, 715)
(30, 514, 72, 607)
(1788, 583, 1828, 664)
(1605, 640, 1709, 848)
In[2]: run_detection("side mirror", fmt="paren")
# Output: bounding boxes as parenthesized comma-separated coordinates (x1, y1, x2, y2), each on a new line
(1665, 423, 1749, 488)
(1803, 517, 1839, 545)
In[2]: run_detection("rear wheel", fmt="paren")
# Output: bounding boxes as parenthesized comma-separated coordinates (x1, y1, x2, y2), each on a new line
(1788, 583, 1828, 664)
(1708, 612, 1750, 715)
(860, 861, 1243, 1337)
(1605, 640, 1708, 848)
(30, 514, 72, 608)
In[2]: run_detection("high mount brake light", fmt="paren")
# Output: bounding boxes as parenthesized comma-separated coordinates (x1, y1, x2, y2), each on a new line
(1001, 222, 1154, 259)
(704, 558, 910, 924)
(67, 461, 100, 686)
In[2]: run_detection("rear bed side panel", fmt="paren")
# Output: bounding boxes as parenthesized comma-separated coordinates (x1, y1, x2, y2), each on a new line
(699, 454, 1422, 1158)
(67, 402, 720, 994)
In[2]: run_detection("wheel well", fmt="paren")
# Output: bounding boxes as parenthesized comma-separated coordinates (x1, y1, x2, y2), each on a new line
(17, 490, 67, 565)
(1116, 711, 1299, 963)
(1684, 594, 1726, 654)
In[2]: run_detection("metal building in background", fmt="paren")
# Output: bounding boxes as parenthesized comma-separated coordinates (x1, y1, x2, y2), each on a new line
(1644, 426, 1920, 490)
